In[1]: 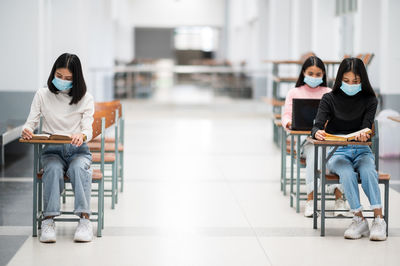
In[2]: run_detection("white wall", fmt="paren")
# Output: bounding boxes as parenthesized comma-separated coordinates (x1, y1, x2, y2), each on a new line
(113, 0, 133, 63)
(0, 0, 116, 100)
(354, 0, 381, 88)
(290, 0, 312, 58)
(311, 0, 337, 59)
(45, 0, 114, 101)
(127, 0, 225, 28)
(380, 0, 400, 94)
(0, 0, 40, 91)
(267, 0, 292, 60)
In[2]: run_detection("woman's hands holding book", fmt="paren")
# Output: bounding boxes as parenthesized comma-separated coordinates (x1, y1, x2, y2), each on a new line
(354, 132, 370, 142)
(315, 130, 326, 140)
(22, 128, 33, 140)
(71, 133, 84, 147)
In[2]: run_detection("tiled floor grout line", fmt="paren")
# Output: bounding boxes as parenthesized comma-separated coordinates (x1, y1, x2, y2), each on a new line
(217, 162, 274, 266)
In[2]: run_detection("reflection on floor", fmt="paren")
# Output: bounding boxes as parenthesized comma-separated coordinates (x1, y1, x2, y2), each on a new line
(1, 86, 400, 266)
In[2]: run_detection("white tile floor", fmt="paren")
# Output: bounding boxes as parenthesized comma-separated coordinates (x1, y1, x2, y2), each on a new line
(7, 97, 400, 266)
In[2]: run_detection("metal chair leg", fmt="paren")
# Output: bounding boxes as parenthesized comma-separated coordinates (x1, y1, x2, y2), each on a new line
(320, 147, 327, 237)
(384, 181, 389, 236)
(111, 163, 116, 209)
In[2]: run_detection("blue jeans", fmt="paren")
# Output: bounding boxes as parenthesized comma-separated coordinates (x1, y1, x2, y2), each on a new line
(327, 145, 381, 212)
(41, 143, 92, 217)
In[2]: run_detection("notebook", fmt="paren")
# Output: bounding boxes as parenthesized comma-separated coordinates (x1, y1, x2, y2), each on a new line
(291, 99, 321, 131)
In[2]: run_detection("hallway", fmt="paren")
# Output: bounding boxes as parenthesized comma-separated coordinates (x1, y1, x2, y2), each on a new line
(3, 97, 400, 266)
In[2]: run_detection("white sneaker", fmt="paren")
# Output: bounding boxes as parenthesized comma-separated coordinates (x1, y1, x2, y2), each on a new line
(344, 216, 369, 239)
(74, 218, 93, 242)
(370, 217, 387, 241)
(334, 199, 351, 217)
(40, 218, 56, 243)
(304, 200, 314, 217)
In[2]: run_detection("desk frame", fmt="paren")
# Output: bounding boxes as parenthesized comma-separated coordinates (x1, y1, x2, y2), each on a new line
(20, 138, 104, 237)
(310, 139, 389, 237)
(287, 130, 310, 213)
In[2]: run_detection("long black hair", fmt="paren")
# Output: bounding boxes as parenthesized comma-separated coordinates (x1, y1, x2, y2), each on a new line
(295, 56, 327, 88)
(47, 53, 87, 105)
(332, 57, 375, 97)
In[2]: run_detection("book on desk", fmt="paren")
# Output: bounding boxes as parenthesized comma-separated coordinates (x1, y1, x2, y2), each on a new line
(324, 128, 372, 141)
(30, 133, 73, 141)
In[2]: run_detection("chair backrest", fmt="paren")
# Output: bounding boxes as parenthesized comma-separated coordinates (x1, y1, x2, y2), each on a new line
(92, 114, 103, 140)
(95, 100, 122, 119)
(93, 109, 116, 130)
(299, 51, 316, 62)
(356, 54, 364, 59)
(362, 53, 374, 66)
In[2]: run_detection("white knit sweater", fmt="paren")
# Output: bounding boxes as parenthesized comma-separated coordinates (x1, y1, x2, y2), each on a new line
(23, 87, 94, 142)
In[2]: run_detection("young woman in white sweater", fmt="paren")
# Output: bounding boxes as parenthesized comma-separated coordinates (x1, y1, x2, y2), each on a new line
(22, 53, 94, 243)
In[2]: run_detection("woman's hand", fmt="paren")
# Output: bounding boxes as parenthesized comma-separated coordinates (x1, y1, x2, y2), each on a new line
(354, 132, 370, 142)
(315, 130, 326, 141)
(71, 133, 84, 147)
(22, 128, 33, 140)
(286, 121, 292, 129)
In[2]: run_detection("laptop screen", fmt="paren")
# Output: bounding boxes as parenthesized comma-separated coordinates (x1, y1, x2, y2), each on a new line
(291, 99, 321, 131)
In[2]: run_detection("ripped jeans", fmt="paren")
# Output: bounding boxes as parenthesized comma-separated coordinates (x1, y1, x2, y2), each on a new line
(327, 145, 381, 212)
(40, 143, 92, 217)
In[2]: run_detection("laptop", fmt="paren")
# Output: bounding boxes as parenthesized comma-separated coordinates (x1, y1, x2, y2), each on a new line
(291, 98, 321, 130)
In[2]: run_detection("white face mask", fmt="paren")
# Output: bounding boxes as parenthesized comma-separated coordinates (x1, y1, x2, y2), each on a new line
(52, 77, 73, 91)
(304, 75, 323, 88)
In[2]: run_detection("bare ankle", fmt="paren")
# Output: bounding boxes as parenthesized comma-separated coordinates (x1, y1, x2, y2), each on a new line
(354, 212, 364, 220)
(334, 188, 343, 200)
(307, 192, 314, 201)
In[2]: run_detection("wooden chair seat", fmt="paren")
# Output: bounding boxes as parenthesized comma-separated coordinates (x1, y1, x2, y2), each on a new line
(286, 146, 296, 155)
(284, 147, 306, 165)
(274, 120, 282, 127)
(37, 169, 103, 181)
(325, 172, 391, 181)
(88, 142, 124, 152)
(91, 137, 116, 143)
(92, 152, 116, 163)
(262, 97, 285, 107)
(286, 139, 296, 145)
(273, 76, 297, 83)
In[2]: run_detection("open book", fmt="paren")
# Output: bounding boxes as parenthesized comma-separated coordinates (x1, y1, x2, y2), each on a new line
(324, 128, 372, 141)
(31, 133, 72, 141)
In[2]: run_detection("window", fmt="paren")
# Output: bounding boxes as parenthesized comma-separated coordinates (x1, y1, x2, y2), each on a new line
(336, 0, 357, 16)
(174, 27, 219, 52)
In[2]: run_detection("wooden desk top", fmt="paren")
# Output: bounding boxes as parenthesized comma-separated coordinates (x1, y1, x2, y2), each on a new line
(19, 138, 72, 144)
(263, 59, 341, 65)
(261, 97, 285, 106)
(263, 60, 302, 64)
(307, 137, 371, 146)
(388, 116, 400, 123)
(274, 120, 282, 127)
(287, 130, 311, 135)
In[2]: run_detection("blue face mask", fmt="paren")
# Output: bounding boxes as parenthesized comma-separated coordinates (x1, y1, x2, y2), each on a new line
(52, 77, 73, 91)
(340, 81, 362, 96)
(304, 75, 323, 88)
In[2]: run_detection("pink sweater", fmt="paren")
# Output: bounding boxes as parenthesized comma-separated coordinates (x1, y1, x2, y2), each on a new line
(281, 85, 332, 129)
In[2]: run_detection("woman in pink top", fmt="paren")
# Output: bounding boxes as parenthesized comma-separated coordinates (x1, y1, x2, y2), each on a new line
(282, 56, 349, 217)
